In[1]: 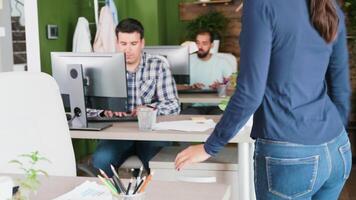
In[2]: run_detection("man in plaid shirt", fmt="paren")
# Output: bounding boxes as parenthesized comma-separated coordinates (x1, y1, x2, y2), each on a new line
(93, 18, 180, 176)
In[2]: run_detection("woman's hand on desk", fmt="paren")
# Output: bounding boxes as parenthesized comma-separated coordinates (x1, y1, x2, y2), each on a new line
(175, 144, 211, 171)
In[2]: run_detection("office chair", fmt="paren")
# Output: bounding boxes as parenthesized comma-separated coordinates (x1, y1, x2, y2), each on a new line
(216, 53, 238, 73)
(0, 72, 76, 176)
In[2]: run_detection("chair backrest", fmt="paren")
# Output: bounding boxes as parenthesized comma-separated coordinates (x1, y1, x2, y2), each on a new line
(209, 40, 220, 54)
(0, 72, 76, 176)
(216, 53, 238, 73)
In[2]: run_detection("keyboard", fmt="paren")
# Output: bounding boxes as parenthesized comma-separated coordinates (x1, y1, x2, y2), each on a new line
(178, 89, 217, 94)
(87, 115, 138, 123)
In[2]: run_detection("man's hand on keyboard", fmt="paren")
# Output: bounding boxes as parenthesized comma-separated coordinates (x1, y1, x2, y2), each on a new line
(103, 110, 129, 118)
(191, 83, 205, 89)
(209, 80, 220, 90)
(130, 105, 149, 117)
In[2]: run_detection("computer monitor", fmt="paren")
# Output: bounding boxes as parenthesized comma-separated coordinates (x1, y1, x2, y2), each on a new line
(51, 52, 127, 112)
(51, 52, 127, 130)
(143, 45, 190, 84)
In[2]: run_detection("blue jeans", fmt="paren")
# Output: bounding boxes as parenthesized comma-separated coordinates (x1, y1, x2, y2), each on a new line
(254, 130, 352, 200)
(93, 140, 166, 177)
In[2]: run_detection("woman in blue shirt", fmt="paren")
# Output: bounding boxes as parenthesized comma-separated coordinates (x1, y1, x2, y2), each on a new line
(175, 0, 352, 199)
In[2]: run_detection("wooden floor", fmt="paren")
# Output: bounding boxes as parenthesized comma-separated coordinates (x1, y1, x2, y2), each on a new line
(340, 165, 356, 200)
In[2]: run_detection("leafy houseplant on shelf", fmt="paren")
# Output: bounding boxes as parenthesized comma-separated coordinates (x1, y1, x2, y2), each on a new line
(10, 151, 50, 200)
(185, 11, 228, 43)
(344, 0, 356, 35)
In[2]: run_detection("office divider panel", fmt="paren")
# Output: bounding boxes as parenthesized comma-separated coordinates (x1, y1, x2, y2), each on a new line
(0, 0, 14, 72)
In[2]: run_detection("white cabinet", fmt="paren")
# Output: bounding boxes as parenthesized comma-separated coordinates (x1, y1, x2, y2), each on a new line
(149, 146, 239, 200)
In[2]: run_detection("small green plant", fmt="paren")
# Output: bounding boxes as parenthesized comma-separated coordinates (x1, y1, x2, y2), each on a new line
(218, 97, 230, 111)
(218, 72, 238, 111)
(186, 11, 229, 41)
(9, 151, 50, 200)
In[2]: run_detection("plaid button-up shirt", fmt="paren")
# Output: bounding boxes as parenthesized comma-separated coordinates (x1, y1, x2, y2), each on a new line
(126, 52, 180, 115)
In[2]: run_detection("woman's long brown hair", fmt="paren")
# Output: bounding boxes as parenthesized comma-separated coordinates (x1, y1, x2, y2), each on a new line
(310, 0, 339, 43)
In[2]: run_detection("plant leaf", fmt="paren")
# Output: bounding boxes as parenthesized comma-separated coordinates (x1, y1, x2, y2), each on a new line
(9, 160, 23, 166)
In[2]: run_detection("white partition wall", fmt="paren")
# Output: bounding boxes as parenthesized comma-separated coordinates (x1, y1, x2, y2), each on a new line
(24, 0, 41, 72)
(0, 0, 14, 72)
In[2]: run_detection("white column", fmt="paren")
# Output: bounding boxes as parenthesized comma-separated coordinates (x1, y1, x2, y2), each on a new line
(238, 143, 250, 200)
(250, 142, 256, 200)
(0, 0, 14, 72)
(24, 0, 41, 72)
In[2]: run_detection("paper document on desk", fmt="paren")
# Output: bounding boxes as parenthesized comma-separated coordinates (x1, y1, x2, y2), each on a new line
(53, 181, 112, 200)
(153, 119, 216, 132)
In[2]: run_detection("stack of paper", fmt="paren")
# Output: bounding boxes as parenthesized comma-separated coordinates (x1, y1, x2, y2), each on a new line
(53, 181, 113, 200)
(153, 119, 216, 132)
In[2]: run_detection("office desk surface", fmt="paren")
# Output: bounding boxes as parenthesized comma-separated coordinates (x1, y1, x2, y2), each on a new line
(6, 175, 230, 200)
(71, 115, 253, 143)
(178, 93, 225, 104)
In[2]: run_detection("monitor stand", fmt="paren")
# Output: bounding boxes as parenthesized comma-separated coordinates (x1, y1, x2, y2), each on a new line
(67, 64, 112, 131)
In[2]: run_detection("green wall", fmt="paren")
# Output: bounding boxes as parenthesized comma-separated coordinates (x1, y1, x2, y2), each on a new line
(114, 0, 188, 45)
(37, 0, 80, 74)
(164, 0, 189, 45)
(115, 0, 166, 45)
(38, 0, 189, 73)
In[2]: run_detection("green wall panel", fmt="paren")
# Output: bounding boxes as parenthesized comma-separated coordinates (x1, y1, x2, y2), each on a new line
(38, 0, 189, 73)
(115, 0, 161, 45)
(164, 0, 188, 45)
(37, 0, 80, 74)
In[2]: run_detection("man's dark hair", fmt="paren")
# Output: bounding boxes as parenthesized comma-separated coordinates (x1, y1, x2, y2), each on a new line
(115, 18, 144, 39)
(195, 30, 214, 43)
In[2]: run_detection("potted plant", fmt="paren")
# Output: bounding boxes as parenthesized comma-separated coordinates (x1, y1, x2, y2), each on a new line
(10, 151, 50, 200)
(344, 0, 356, 35)
(185, 11, 229, 51)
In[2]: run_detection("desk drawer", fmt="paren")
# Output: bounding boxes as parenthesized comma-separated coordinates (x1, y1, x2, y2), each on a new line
(149, 146, 239, 200)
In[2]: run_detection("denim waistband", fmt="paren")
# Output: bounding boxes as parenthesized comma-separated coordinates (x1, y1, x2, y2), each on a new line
(256, 129, 348, 148)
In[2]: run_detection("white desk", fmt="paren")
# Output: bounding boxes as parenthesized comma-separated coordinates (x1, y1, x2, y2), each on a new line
(6, 175, 231, 200)
(71, 115, 255, 200)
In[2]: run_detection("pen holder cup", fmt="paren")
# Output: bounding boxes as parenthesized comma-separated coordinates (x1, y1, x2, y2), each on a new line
(115, 192, 146, 200)
(137, 107, 157, 132)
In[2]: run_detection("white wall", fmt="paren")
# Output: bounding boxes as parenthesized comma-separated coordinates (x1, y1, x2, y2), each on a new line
(11, 0, 24, 17)
(11, 0, 25, 26)
(24, 0, 41, 72)
(0, 0, 14, 72)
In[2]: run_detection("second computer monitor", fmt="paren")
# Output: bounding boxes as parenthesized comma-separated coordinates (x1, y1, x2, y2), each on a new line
(51, 52, 128, 112)
(143, 45, 190, 84)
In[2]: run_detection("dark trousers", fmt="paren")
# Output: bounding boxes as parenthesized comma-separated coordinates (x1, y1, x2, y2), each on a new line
(92, 140, 165, 177)
(181, 106, 223, 115)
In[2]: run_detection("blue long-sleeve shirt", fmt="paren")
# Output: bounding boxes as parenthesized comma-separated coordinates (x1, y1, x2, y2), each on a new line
(204, 0, 351, 156)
